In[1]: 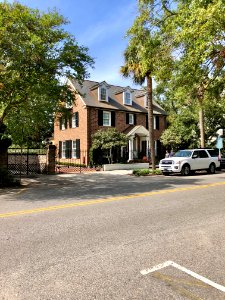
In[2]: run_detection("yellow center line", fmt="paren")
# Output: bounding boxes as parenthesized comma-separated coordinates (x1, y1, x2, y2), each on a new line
(1, 181, 225, 218)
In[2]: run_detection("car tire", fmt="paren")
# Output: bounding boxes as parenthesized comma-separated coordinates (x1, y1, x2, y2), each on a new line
(208, 163, 216, 174)
(181, 164, 191, 176)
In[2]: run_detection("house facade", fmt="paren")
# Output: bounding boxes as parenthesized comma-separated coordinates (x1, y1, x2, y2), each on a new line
(54, 79, 167, 165)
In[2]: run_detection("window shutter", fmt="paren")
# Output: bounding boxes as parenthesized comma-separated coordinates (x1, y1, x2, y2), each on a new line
(98, 110, 103, 126)
(58, 141, 62, 158)
(156, 116, 159, 130)
(126, 113, 129, 124)
(111, 111, 115, 127)
(65, 117, 68, 129)
(59, 118, 62, 130)
(134, 114, 137, 125)
(146, 114, 149, 129)
(76, 139, 80, 159)
(76, 112, 79, 127)
(65, 140, 72, 158)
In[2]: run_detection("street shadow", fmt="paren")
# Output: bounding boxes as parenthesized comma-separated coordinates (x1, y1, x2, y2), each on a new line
(5, 169, 225, 203)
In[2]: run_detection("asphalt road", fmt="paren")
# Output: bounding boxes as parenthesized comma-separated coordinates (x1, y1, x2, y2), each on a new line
(0, 171, 225, 300)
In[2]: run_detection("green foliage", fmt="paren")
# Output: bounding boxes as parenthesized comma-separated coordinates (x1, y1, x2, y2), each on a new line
(90, 128, 128, 165)
(0, 1, 94, 147)
(133, 168, 162, 176)
(0, 167, 20, 187)
(141, 0, 225, 148)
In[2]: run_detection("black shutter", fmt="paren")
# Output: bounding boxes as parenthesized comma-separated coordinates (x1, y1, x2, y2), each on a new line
(98, 110, 103, 126)
(155, 116, 159, 130)
(65, 117, 68, 129)
(58, 141, 62, 158)
(59, 118, 62, 130)
(76, 139, 80, 159)
(65, 140, 72, 158)
(76, 112, 79, 127)
(134, 114, 137, 125)
(111, 111, 115, 127)
(126, 113, 129, 124)
(146, 114, 149, 129)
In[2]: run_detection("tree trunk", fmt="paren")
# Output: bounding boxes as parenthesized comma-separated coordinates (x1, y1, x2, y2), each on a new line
(146, 75, 156, 170)
(199, 103, 205, 148)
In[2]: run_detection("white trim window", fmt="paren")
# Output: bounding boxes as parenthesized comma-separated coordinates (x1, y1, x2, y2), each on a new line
(124, 91, 132, 105)
(72, 141, 77, 158)
(129, 113, 134, 125)
(98, 85, 108, 102)
(61, 119, 65, 130)
(62, 141, 66, 158)
(103, 111, 111, 126)
(72, 112, 79, 128)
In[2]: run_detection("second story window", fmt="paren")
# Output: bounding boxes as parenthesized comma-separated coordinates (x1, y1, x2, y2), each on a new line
(103, 111, 111, 126)
(98, 110, 115, 127)
(72, 112, 79, 128)
(126, 113, 136, 125)
(60, 117, 66, 130)
(129, 113, 134, 125)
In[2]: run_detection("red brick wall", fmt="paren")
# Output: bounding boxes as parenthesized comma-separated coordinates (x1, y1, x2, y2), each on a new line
(54, 97, 166, 155)
(87, 107, 166, 146)
(54, 95, 88, 151)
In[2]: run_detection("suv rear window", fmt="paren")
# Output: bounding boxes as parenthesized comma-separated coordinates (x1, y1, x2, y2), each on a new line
(207, 149, 219, 157)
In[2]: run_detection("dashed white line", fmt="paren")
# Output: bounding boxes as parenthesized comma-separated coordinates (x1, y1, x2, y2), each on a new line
(141, 260, 225, 292)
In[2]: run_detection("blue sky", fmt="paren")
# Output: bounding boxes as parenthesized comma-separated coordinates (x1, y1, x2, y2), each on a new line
(4, 0, 141, 88)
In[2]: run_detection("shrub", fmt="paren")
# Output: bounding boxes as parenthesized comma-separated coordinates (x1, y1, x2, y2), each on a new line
(0, 168, 20, 187)
(133, 169, 162, 176)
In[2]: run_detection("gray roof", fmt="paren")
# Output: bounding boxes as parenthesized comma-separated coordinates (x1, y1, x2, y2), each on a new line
(69, 79, 166, 115)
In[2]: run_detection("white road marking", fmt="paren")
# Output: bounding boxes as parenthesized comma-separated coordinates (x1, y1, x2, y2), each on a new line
(140, 260, 225, 293)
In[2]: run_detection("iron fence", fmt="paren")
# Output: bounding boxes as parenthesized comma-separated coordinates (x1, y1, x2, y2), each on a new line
(7, 148, 47, 175)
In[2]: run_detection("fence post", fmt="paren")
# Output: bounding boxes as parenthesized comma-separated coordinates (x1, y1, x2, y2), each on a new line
(0, 148, 8, 170)
(0, 139, 11, 170)
(47, 145, 56, 174)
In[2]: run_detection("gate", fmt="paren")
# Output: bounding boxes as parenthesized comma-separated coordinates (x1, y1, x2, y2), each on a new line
(7, 148, 47, 175)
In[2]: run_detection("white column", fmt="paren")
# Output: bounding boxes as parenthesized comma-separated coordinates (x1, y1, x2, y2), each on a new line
(128, 137, 134, 161)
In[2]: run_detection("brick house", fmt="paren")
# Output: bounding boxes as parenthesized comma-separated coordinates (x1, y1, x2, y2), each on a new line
(54, 79, 167, 165)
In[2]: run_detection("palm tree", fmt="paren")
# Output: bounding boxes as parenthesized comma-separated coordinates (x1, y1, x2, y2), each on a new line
(120, 43, 156, 170)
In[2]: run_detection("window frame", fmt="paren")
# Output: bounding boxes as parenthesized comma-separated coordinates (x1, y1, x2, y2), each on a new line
(98, 85, 108, 102)
(72, 112, 79, 128)
(123, 91, 132, 105)
(103, 111, 111, 126)
(128, 113, 134, 125)
(62, 141, 66, 158)
(72, 140, 77, 158)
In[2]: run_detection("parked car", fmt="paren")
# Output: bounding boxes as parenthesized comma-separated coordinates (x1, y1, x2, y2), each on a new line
(159, 149, 220, 176)
(206, 148, 225, 170)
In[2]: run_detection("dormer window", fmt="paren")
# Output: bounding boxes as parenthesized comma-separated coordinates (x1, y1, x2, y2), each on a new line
(98, 82, 109, 102)
(100, 87, 107, 101)
(123, 88, 133, 105)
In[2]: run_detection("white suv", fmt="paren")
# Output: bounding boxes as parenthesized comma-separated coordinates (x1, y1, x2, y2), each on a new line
(159, 149, 220, 176)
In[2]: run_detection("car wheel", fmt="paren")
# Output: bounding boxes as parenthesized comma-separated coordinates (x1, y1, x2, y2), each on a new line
(208, 163, 216, 174)
(181, 164, 191, 176)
